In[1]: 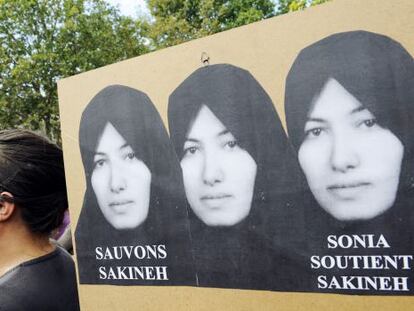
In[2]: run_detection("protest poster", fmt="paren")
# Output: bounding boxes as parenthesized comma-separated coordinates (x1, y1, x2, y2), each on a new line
(58, 0, 414, 309)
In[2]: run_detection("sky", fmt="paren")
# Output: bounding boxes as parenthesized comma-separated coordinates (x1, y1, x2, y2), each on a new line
(105, 0, 151, 18)
(105, 0, 282, 19)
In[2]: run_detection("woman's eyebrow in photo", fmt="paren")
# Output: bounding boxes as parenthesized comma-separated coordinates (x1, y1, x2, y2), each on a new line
(217, 129, 230, 137)
(185, 137, 200, 143)
(185, 129, 231, 142)
(306, 117, 326, 123)
(119, 143, 130, 150)
(306, 106, 366, 123)
(349, 105, 366, 115)
(96, 143, 129, 154)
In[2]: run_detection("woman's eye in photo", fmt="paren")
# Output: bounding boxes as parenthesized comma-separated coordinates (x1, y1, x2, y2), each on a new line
(94, 159, 106, 169)
(361, 118, 377, 128)
(125, 152, 136, 160)
(224, 140, 238, 149)
(183, 146, 199, 156)
(305, 127, 323, 138)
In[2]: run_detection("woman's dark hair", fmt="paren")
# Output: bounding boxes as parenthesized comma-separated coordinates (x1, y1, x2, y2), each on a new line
(284, 31, 414, 294)
(0, 129, 67, 235)
(75, 85, 194, 285)
(285, 30, 414, 197)
(285, 30, 414, 179)
(169, 64, 299, 201)
(168, 64, 303, 290)
(79, 85, 182, 203)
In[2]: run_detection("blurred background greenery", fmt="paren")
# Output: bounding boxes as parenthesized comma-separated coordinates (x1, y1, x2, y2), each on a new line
(0, 0, 329, 143)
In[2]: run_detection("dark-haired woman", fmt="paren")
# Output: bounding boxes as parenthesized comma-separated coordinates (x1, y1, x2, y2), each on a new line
(0, 129, 80, 310)
(168, 64, 305, 290)
(75, 85, 195, 285)
(285, 31, 414, 294)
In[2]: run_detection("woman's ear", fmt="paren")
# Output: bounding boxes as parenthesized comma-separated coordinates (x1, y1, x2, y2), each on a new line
(0, 191, 15, 222)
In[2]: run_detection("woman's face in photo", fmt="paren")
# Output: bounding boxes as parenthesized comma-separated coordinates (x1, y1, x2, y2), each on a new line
(180, 105, 257, 226)
(91, 122, 151, 229)
(298, 78, 404, 221)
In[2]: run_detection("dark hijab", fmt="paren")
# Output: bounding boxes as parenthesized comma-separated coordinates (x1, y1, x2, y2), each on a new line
(75, 85, 195, 285)
(169, 64, 304, 290)
(285, 31, 414, 294)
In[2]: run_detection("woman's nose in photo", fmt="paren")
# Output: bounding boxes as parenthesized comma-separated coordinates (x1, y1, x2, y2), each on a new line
(202, 151, 224, 186)
(329, 132, 360, 173)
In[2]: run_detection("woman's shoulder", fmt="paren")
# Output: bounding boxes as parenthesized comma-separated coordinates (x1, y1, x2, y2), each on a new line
(0, 246, 80, 311)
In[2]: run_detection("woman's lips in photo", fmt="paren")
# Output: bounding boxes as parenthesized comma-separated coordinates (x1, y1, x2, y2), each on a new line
(327, 182, 372, 199)
(200, 193, 233, 200)
(200, 193, 233, 208)
(109, 200, 135, 213)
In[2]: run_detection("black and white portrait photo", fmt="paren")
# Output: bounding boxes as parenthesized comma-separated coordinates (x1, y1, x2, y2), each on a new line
(75, 85, 195, 285)
(285, 30, 414, 294)
(168, 64, 304, 290)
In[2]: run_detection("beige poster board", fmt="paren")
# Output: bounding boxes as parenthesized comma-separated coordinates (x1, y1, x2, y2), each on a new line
(58, 0, 414, 309)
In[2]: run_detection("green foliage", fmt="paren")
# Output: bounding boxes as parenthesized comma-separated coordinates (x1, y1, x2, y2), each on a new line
(277, 0, 331, 14)
(0, 0, 149, 143)
(0, 0, 329, 143)
(148, 0, 276, 48)
(148, 0, 331, 48)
